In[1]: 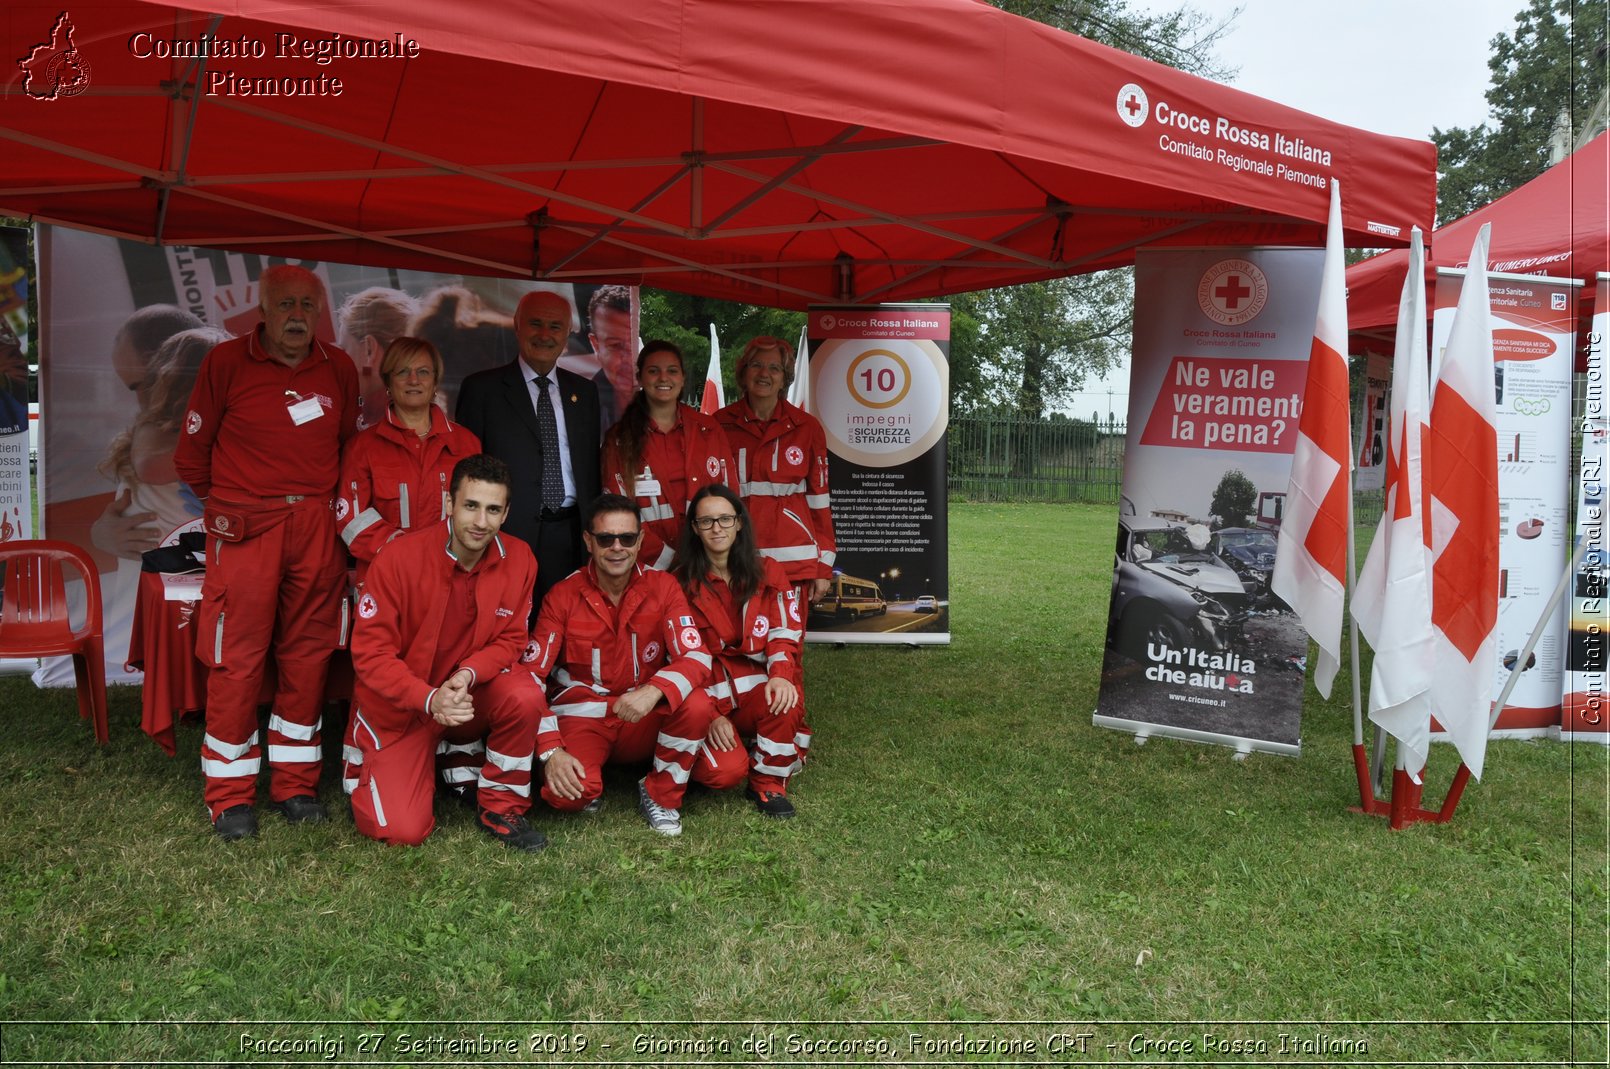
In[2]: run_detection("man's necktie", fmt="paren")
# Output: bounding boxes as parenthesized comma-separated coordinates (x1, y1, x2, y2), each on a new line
(533, 374, 565, 509)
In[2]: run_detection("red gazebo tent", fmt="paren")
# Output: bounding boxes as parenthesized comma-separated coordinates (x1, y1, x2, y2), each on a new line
(1348, 131, 1608, 362)
(1, 0, 1434, 307)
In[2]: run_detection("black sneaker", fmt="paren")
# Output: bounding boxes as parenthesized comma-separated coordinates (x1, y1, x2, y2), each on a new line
(274, 795, 328, 824)
(214, 804, 258, 840)
(479, 809, 548, 853)
(745, 786, 796, 820)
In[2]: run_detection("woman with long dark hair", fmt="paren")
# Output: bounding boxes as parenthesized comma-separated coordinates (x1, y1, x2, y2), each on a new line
(673, 483, 810, 818)
(602, 340, 736, 569)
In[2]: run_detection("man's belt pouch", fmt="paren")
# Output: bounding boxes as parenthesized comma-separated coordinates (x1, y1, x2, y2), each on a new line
(204, 499, 294, 543)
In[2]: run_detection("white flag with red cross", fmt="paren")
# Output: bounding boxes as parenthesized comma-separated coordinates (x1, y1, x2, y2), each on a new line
(1425, 223, 1500, 780)
(701, 323, 724, 415)
(1352, 228, 1435, 775)
(1271, 181, 1352, 699)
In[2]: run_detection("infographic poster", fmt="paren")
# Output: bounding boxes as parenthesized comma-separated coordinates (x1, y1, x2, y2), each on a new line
(1432, 268, 1578, 736)
(805, 305, 950, 645)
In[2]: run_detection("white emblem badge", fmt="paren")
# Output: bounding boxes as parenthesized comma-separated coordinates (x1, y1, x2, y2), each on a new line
(752, 615, 769, 638)
(521, 640, 539, 663)
(185, 410, 202, 435)
(357, 592, 378, 619)
(335, 497, 350, 521)
(643, 640, 661, 663)
(785, 445, 805, 467)
(680, 627, 702, 650)
(1116, 83, 1149, 128)
(706, 456, 721, 478)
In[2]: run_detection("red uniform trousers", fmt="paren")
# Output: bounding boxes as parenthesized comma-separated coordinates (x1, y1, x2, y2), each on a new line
(349, 670, 545, 846)
(692, 668, 811, 795)
(540, 688, 718, 812)
(195, 496, 347, 818)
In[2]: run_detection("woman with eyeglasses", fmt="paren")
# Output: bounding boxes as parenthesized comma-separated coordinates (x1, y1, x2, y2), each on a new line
(716, 336, 836, 608)
(337, 336, 481, 583)
(601, 339, 737, 570)
(673, 484, 810, 819)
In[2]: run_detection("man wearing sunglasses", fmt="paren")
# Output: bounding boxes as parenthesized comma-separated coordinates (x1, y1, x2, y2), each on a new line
(524, 494, 717, 836)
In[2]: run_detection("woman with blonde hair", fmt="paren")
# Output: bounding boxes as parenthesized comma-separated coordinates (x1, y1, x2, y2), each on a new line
(716, 335, 836, 606)
(337, 336, 480, 581)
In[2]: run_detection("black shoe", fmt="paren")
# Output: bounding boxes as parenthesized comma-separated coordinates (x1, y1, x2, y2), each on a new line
(479, 809, 548, 853)
(214, 804, 258, 840)
(745, 786, 796, 820)
(441, 781, 479, 810)
(274, 795, 328, 824)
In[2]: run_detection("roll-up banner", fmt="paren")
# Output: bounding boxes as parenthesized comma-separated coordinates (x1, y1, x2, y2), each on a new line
(1564, 273, 1608, 742)
(1432, 268, 1578, 737)
(36, 224, 638, 688)
(805, 304, 950, 645)
(1355, 352, 1390, 492)
(0, 226, 32, 546)
(1095, 247, 1322, 756)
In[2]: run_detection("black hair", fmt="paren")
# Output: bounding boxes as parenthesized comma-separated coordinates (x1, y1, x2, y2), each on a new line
(586, 492, 640, 533)
(602, 340, 685, 494)
(671, 483, 762, 604)
(449, 453, 513, 498)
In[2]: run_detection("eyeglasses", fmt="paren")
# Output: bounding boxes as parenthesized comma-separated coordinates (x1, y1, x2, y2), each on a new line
(589, 531, 640, 548)
(692, 514, 739, 531)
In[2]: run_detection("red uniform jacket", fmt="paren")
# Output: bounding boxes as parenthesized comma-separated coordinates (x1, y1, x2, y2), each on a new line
(683, 557, 803, 711)
(526, 563, 713, 712)
(338, 406, 481, 578)
(349, 521, 552, 751)
(174, 330, 359, 499)
(716, 397, 836, 584)
(602, 406, 736, 570)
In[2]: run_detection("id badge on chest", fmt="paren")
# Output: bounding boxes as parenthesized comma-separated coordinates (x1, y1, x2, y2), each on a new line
(286, 391, 324, 426)
(636, 467, 662, 497)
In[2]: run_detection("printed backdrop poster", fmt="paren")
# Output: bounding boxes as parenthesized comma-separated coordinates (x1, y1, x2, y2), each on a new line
(36, 224, 638, 687)
(805, 305, 949, 645)
(1095, 247, 1323, 755)
(1355, 352, 1390, 492)
(1564, 273, 1608, 741)
(1432, 268, 1578, 735)
(0, 226, 31, 545)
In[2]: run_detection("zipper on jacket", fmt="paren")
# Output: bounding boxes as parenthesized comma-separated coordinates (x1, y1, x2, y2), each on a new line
(214, 611, 226, 664)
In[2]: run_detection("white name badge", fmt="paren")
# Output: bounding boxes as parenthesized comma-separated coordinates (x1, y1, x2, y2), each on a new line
(287, 397, 325, 425)
(637, 478, 662, 496)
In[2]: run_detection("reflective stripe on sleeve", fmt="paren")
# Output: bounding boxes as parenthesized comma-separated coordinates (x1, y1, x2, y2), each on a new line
(341, 507, 384, 546)
(805, 493, 831, 509)
(740, 479, 808, 497)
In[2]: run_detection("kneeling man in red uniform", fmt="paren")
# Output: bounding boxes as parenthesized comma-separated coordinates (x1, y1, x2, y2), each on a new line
(348, 454, 555, 852)
(526, 493, 716, 837)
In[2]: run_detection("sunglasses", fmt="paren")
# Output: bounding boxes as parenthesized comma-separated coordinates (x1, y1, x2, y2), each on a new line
(588, 531, 640, 548)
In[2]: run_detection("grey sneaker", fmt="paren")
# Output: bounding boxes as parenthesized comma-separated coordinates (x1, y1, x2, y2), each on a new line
(637, 777, 681, 837)
(582, 796, 604, 815)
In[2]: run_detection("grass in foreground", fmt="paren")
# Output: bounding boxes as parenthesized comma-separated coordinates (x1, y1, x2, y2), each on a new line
(0, 502, 1603, 1065)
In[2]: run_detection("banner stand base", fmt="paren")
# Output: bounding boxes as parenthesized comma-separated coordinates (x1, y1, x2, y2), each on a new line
(1092, 713, 1299, 758)
(1348, 763, 1471, 828)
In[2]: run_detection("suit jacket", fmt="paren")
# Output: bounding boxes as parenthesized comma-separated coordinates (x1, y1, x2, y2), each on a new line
(455, 361, 602, 550)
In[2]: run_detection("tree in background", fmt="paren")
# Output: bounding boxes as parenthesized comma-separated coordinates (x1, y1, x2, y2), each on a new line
(638, 289, 803, 404)
(1210, 469, 1257, 528)
(1432, 0, 1608, 223)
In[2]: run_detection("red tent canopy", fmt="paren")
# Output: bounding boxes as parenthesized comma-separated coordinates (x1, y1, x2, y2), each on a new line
(2, 0, 1435, 308)
(1348, 132, 1609, 354)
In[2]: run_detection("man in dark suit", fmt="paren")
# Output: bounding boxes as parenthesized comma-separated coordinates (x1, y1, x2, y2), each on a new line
(456, 289, 601, 612)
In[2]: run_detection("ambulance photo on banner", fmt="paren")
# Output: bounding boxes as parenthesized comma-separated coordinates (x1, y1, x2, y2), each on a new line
(36, 223, 638, 689)
(805, 305, 949, 645)
(1433, 267, 1578, 736)
(1094, 247, 1321, 754)
(1565, 273, 1608, 741)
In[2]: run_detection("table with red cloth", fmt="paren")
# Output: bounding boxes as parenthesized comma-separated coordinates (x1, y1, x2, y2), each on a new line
(127, 570, 353, 755)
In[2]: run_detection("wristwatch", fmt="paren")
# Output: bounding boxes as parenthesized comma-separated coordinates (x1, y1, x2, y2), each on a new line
(538, 747, 562, 765)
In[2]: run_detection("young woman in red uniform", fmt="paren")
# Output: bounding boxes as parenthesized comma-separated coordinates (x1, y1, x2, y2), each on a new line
(338, 337, 481, 582)
(601, 340, 736, 570)
(676, 484, 810, 819)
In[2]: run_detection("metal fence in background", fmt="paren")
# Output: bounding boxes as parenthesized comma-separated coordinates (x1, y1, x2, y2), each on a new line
(947, 415, 1126, 504)
(947, 413, 1389, 532)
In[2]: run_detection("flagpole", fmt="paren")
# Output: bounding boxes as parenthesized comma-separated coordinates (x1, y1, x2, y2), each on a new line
(1346, 380, 1372, 810)
(1437, 537, 1590, 820)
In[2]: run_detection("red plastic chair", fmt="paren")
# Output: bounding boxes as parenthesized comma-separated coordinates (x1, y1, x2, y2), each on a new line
(0, 540, 109, 744)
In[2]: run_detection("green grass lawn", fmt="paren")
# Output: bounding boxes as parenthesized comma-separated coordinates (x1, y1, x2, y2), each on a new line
(0, 502, 1603, 1064)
